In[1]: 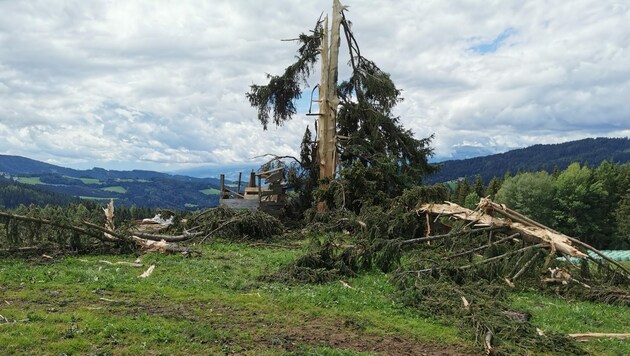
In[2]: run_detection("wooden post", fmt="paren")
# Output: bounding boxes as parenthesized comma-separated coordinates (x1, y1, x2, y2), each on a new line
(237, 172, 242, 199)
(220, 174, 226, 199)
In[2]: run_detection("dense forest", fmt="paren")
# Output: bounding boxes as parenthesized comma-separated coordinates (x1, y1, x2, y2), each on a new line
(449, 160, 630, 249)
(427, 137, 630, 184)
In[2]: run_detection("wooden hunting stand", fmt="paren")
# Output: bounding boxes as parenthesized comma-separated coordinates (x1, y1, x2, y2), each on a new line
(219, 168, 287, 217)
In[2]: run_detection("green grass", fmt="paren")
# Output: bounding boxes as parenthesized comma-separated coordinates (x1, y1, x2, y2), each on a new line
(116, 178, 150, 183)
(60, 176, 103, 185)
(3, 241, 626, 355)
(15, 177, 44, 185)
(100, 186, 127, 194)
(0, 242, 468, 355)
(77, 177, 102, 184)
(511, 292, 630, 355)
(200, 188, 221, 195)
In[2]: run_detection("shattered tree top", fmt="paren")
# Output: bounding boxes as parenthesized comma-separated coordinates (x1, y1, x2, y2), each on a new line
(419, 198, 585, 258)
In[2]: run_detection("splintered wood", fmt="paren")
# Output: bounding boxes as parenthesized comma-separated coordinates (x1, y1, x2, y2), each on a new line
(418, 198, 586, 258)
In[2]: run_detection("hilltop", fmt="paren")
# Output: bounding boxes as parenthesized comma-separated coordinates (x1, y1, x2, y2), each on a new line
(427, 137, 630, 183)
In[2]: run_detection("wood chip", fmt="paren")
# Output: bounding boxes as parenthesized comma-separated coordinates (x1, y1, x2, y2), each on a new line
(138, 264, 155, 278)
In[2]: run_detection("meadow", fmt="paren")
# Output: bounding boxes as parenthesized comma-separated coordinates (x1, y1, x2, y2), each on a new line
(1, 242, 628, 355)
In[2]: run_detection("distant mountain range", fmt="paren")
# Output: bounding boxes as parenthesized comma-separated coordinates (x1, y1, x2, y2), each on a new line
(426, 137, 630, 184)
(0, 155, 224, 210)
(2, 137, 629, 209)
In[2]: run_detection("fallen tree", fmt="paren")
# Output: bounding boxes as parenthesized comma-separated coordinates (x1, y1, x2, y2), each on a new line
(417, 198, 630, 282)
(265, 189, 629, 354)
(0, 200, 285, 256)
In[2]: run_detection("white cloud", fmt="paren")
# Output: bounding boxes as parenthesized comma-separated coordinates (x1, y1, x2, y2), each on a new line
(0, 0, 628, 170)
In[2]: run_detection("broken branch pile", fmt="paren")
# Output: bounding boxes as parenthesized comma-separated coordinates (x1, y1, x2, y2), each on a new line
(0, 201, 285, 256)
(268, 190, 629, 354)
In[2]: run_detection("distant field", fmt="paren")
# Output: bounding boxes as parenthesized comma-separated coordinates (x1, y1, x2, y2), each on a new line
(60, 176, 103, 185)
(200, 188, 221, 195)
(116, 178, 150, 183)
(100, 186, 127, 194)
(77, 177, 102, 184)
(15, 177, 44, 185)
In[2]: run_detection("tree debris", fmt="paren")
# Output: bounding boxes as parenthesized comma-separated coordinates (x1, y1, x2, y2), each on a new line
(568, 333, 630, 341)
(138, 265, 155, 279)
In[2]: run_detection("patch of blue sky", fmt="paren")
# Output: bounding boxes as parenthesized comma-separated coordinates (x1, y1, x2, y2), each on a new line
(469, 27, 516, 54)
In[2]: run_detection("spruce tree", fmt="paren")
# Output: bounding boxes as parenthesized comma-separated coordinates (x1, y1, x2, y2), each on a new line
(247, 2, 436, 212)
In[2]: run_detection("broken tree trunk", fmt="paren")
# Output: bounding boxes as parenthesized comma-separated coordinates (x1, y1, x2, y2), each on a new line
(418, 198, 630, 280)
(418, 199, 586, 258)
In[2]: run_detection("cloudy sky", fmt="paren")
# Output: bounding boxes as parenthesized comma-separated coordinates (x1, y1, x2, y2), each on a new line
(1, 0, 629, 173)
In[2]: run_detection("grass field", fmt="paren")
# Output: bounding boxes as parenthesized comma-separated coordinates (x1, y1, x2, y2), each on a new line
(115, 179, 150, 183)
(200, 188, 221, 195)
(0, 242, 628, 355)
(15, 177, 44, 185)
(60, 176, 103, 185)
(100, 186, 127, 194)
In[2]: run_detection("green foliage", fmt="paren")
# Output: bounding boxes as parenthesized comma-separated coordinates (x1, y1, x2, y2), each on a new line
(451, 178, 471, 205)
(336, 49, 437, 197)
(495, 171, 556, 227)
(484, 176, 502, 199)
(271, 185, 448, 282)
(394, 275, 584, 355)
(192, 206, 284, 242)
(554, 163, 609, 247)
(614, 188, 630, 249)
(246, 21, 322, 129)
(485, 160, 630, 249)
(0, 203, 108, 253)
(284, 126, 319, 220)
(511, 292, 630, 356)
(463, 191, 480, 210)
(473, 175, 484, 197)
(247, 9, 437, 212)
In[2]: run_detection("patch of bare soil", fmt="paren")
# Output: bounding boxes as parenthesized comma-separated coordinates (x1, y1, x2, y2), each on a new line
(264, 318, 471, 355)
(133, 300, 473, 355)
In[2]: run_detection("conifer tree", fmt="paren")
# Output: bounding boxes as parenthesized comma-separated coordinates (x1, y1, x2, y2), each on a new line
(247, 1, 436, 211)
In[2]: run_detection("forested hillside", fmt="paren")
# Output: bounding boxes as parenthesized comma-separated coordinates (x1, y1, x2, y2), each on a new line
(428, 137, 630, 183)
(0, 176, 78, 208)
(0, 155, 222, 210)
(448, 160, 630, 249)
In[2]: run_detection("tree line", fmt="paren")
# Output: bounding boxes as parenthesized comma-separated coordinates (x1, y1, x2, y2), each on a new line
(0, 202, 156, 253)
(449, 160, 630, 249)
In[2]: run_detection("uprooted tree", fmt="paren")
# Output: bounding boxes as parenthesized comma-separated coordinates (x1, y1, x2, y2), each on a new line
(247, 0, 436, 214)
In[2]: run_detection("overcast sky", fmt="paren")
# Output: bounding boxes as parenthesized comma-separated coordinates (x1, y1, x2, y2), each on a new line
(1, 0, 629, 172)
